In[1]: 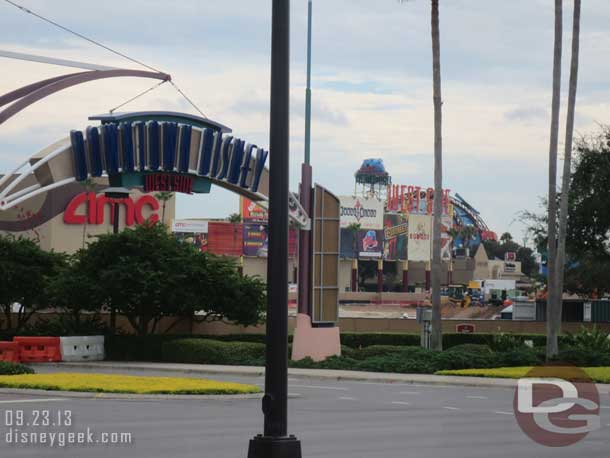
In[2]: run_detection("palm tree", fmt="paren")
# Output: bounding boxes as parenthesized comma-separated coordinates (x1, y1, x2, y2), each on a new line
(400, 0, 443, 351)
(555, 0, 581, 356)
(154, 191, 174, 225)
(347, 222, 362, 291)
(428, 0, 444, 352)
(546, 0, 563, 359)
(459, 225, 478, 257)
(228, 213, 242, 223)
(500, 232, 513, 244)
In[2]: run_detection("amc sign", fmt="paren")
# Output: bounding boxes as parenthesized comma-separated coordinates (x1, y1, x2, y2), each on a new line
(64, 192, 160, 226)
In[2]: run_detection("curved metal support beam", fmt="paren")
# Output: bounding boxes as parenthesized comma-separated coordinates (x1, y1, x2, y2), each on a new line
(0, 69, 171, 125)
(0, 71, 90, 108)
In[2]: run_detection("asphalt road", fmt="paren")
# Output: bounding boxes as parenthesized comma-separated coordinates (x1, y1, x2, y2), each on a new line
(0, 367, 608, 458)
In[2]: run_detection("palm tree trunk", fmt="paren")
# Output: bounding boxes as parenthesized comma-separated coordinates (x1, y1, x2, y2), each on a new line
(546, 0, 563, 359)
(430, 0, 443, 351)
(556, 0, 581, 327)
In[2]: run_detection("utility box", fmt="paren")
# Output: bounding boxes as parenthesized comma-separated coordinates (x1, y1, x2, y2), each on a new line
(416, 307, 432, 349)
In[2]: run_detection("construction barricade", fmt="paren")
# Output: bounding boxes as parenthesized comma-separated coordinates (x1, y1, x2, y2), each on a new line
(13, 336, 62, 363)
(59, 336, 105, 362)
(0, 341, 20, 363)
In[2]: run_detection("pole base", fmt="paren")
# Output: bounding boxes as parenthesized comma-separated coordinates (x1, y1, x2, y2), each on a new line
(248, 435, 302, 458)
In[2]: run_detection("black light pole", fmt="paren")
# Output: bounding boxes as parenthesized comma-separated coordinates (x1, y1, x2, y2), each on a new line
(248, 1, 302, 457)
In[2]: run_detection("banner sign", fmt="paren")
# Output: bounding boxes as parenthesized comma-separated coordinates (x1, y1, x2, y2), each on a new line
(387, 184, 451, 215)
(243, 223, 269, 257)
(408, 214, 432, 261)
(172, 220, 208, 233)
(241, 197, 268, 223)
(358, 229, 384, 258)
(172, 219, 208, 252)
(383, 213, 408, 260)
(441, 215, 453, 261)
(339, 196, 384, 230)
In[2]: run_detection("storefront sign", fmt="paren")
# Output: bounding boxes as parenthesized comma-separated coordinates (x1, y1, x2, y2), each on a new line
(64, 192, 159, 226)
(241, 197, 268, 223)
(387, 184, 451, 215)
(144, 173, 194, 194)
(407, 214, 432, 261)
(456, 323, 476, 334)
(339, 196, 384, 230)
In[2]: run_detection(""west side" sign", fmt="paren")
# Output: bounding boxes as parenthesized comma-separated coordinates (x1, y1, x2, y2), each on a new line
(144, 173, 194, 194)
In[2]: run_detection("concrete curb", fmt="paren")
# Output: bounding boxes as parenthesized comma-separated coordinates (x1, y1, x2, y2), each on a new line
(30, 361, 610, 394)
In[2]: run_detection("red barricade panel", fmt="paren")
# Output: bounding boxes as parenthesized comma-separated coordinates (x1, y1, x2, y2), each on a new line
(14, 337, 61, 363)
(0, 342, 20, 363)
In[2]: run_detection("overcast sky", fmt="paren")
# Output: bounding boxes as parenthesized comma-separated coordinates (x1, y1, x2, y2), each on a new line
(1, 0, 609, 242)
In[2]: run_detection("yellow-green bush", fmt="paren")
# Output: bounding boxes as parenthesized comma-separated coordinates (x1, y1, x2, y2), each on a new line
(0, 373, 260, 395)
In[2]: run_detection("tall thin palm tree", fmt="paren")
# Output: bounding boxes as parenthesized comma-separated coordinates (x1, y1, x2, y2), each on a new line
(556, 0, 581, 351)
(154, 191, 174, 225)
(546, 0, 563, 359)
(400, 0, 443, 350)
(429, 0, 444, 351)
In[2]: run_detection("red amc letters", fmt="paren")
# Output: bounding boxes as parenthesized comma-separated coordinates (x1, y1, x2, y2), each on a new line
(63, 192, 160, 226)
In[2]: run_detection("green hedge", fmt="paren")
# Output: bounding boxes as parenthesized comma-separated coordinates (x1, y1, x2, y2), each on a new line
(105, 332, 574, 362)
(0, 361, 35, 375)
(161, 339, 266, 365)
(290, 346, 544, 374)
(339, 333, 549, 349)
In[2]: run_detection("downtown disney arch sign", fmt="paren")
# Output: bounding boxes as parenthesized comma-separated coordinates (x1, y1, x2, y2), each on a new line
(0, 110, 309, 228)
(0, 107, 339, 326)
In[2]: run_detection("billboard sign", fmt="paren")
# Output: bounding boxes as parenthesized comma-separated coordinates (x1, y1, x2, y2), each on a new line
(408, 214, 432, 261)
(339, 196, 383, 230)
(441, 215, 453, 261)
(243, 223, 269, 257)
(383, 213, 408, 260)
(241, 197, 268, 223)
(358, 229, 384, 258)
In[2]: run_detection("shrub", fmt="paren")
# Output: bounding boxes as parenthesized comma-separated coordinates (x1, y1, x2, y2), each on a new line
(494, 348, 543, 367)
(552, 348, 610, 367)
(445, 344, 493, 354)
(562, 326, 610, 352)
(0, 361, 34, 375)
(161, 339, 266, 365)
(349, 345, 413, 360)
(340, 333, 420, 348)
(489, 334, 527, 352)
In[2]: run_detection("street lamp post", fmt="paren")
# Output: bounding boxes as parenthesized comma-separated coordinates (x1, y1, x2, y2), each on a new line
(248, 1, 302, 457)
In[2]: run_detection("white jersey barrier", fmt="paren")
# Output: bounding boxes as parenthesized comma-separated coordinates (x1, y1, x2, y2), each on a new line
(59, 336, 105, 362)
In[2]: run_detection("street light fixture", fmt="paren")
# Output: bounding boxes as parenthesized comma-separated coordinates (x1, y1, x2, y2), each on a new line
(103, 186, 130, 235)
(248, 1, 302, 457)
